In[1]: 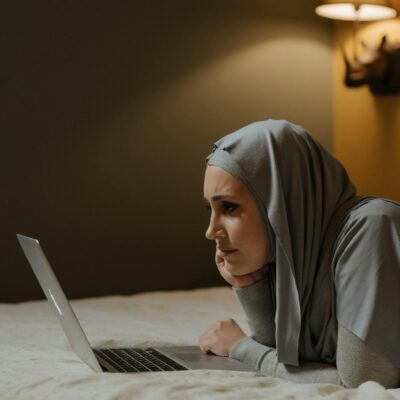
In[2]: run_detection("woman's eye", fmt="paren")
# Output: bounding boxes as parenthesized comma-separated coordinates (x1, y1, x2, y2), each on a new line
(222, 202, 237, 213)
(205, 204, 212, 211)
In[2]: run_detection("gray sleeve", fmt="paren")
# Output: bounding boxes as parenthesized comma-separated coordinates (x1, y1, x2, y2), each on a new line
(233, 275, 275, 347)
(230, 325, 400, 388)
(337, 326, 400, 388)
(230, 336, 341, 385)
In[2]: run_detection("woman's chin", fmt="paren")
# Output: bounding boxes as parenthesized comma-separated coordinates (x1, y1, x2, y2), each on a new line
(226, 264, 251, 277)
(226, 262, 263, 277)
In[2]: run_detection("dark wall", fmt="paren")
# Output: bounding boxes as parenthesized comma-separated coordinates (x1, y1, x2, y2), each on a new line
(1, 1, 333, 302)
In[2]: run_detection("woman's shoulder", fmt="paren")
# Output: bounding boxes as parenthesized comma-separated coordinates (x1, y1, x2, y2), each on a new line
(347, 197, 400, 224)
(333, 197, 400, 262)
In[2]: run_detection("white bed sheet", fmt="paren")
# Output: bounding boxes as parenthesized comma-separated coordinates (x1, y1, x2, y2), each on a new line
(1, 287, 399, 400)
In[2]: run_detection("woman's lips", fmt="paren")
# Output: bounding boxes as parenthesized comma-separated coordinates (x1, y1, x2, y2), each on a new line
(216, 248, 238, 258)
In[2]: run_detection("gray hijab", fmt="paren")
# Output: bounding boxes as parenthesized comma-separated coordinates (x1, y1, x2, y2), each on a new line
(205, 119, 399, 366)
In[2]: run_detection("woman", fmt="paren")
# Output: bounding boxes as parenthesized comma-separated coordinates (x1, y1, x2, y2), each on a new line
(199, 120, 400, 388)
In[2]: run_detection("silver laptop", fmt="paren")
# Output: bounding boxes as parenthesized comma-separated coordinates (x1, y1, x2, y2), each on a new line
(17, 234, 256, 373)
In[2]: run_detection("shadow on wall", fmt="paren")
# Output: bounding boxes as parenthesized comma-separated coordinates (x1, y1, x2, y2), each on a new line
(1, 0, 333, 302)
(2, 1, 331, 137)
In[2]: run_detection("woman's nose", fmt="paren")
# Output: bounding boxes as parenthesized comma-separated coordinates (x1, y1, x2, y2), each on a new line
(205, 216, 225, 240)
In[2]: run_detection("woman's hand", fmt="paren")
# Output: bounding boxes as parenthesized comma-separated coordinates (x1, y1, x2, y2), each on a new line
(198, 318, 247, 356)
(216, 252, 265, 288)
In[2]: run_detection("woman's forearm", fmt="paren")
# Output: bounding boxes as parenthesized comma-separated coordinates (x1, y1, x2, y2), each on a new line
(230, 337, 342, 385)
(233, 274, 276, 347)
(233, 276, 343, 385)
(230, 325, 400, 388)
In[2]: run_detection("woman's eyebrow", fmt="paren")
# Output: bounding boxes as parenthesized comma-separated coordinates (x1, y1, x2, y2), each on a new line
(204, 195, 236, 202)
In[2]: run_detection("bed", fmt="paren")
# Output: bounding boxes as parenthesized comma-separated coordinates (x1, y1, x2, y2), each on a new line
(1, 287, 398, 400)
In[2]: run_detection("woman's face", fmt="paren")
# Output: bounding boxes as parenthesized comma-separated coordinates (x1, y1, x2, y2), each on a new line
(203, 165, 268, 276)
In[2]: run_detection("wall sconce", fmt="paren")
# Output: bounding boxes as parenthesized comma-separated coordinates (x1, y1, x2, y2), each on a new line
(316, 1, 400, 95)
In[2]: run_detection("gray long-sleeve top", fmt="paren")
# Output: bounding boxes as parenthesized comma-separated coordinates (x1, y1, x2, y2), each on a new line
(229, 277, 400, 388)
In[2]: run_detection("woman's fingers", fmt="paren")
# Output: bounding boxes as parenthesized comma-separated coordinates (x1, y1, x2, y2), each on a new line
(198, 329, 212, 353)
(215, 250, 265, 288)
(215, 253, 235, 285)
(217, 264, 236, 286)
(215, 252, 225, 268)
(198, 319, 247, 356)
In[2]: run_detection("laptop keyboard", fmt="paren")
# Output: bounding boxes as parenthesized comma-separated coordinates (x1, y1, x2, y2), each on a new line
(94, 347, 188, 373)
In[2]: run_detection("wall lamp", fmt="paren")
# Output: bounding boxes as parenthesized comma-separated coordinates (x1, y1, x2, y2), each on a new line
(316, 1, 400, 95)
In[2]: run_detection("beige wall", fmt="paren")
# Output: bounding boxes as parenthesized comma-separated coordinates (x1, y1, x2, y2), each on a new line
(1, 1, 333, 302)
(334, 17, 400, 201)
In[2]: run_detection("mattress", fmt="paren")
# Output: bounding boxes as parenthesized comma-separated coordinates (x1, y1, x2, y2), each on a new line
(1, 287, 398, 399)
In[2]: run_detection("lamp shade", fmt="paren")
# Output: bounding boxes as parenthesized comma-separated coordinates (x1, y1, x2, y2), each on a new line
(315, 0, 397, 21)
